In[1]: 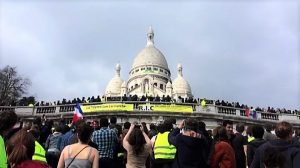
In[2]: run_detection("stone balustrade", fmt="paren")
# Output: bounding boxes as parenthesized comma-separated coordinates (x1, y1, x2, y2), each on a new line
(1, 102, 299, 126)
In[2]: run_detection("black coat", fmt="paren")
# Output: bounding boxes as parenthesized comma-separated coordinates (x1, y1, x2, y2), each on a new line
(247, 138, 266, 167)
(168, 128, 208, 168)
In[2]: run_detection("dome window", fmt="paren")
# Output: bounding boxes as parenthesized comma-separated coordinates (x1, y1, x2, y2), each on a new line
(153, 67, 158, 71)
(160, 84, 164, 90)
(147, 67, 152, 70)
(154, 83, 157, 87)
(159, 69, 163, 72)
(141, 67, 145, 70)
(135, 69, 139, 72)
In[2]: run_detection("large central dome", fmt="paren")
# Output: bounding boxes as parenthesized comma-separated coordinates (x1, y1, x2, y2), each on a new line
(131, 27, 169, 71)
(132, 46, 169, 70)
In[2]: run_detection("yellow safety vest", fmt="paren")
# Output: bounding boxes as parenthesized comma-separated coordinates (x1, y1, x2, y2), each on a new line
(248, 136, 255, 143)
(32, 141, 47, 162)
(201, 100, 206, 108)
(154, 132, 176, 159)
(0, 135, 7, 168)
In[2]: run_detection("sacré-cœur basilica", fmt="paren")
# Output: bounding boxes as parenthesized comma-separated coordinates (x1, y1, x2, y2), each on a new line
(104, 27, 192, 100)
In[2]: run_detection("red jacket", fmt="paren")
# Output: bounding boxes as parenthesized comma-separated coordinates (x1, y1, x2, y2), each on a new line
(14, 160, 51, 168)
(210, 140, 236, 168)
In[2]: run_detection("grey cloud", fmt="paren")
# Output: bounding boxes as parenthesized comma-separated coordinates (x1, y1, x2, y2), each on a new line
(0, 1, 299, 109)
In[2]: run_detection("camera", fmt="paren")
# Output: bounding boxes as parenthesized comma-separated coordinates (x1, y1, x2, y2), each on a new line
(134, 124, 141, 129)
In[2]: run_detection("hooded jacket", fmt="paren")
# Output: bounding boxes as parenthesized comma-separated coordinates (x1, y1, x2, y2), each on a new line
(247, 138, 266, 167)
(168, 128, 208, 168)
(250, 139, 300, 168)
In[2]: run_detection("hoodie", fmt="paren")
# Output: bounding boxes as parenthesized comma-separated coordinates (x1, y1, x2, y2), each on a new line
(250, 139, 300, 168)
(168, 128, 208, 168)
(247, 138, 266, 167)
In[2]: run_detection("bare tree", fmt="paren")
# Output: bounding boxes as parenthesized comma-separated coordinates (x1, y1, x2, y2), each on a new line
(0, 66, 31, 106)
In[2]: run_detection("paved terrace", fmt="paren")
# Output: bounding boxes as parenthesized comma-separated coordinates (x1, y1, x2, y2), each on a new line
(1, 101, 299, 128)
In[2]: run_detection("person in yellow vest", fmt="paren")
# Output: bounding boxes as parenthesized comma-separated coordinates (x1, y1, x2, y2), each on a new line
(201, 99, 206, 108)
(246, 125, 255, 143)
(151, 120, 176, 168)
(28, 129, 47, 163)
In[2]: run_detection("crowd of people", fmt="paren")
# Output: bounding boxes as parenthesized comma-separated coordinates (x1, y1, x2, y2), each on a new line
(4, 94, 299, 116)
(215, 99, 300, 115)
(1, 110, 300, 168)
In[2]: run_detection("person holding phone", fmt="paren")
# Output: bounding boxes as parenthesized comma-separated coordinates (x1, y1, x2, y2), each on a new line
(123, 123, 152, 168)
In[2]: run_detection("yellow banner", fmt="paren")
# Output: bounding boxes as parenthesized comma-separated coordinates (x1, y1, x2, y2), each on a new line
(81, 103, 133, 113)
(136, 104, 193, 113)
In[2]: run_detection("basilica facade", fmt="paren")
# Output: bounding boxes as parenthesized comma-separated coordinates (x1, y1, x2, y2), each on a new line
(105, 27, 193, 99)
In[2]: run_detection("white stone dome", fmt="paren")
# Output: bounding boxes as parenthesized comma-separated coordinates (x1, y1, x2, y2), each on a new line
(105, 76, 123, 95)
(132, 46, 169, 69)
(131, 27, 169, 70)
(172, 64, 192, 96)
(172, 76, 192, 94)
(105, 64, 123, 95)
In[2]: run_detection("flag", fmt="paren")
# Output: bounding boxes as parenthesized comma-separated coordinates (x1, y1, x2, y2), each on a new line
(245, 108, 250, 117)
(72, 103, 83, 123)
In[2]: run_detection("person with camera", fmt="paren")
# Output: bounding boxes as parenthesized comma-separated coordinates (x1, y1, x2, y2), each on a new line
(122, 122, 152, 168)
(168, 119, 208, 168)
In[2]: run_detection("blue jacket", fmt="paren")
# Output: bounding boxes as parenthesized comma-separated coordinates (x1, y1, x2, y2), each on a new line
(59, 129, 75, 151)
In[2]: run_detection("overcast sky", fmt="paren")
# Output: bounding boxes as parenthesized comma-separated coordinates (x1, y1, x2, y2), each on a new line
(0, 0, 299, 109)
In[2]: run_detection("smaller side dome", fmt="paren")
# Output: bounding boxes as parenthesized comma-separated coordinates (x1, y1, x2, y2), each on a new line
(172, 64, 192, 96)
(105, 64, 123, 96)
(172, 77, 192, 95)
